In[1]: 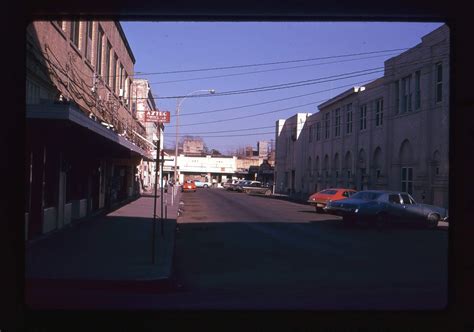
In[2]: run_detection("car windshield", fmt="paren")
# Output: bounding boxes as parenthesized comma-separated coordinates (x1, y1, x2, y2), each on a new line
(400, 193, 415, 204)
(350, 191, 383, 201)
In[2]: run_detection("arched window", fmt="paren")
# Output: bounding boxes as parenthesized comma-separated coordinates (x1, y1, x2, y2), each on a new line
(399, 139, 414, 194)
(373, 146, 383, 179)
(333, 153, 340, 180)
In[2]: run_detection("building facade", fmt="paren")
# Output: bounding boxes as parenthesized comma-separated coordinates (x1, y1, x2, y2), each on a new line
(131, 79, 165, 192)
(275, 24, 449, 208)
(26, 21, 152, 240)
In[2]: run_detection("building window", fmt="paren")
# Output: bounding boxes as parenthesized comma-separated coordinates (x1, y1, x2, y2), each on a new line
(111, 53, 117, 90)
(359, 104, 367, 131)
(375, 98, 384, 126)
(105, 41, 111, 85)
(402, 75, 412, 113)
(415, 70, 421, 110)
(316, 122, 321, 141)
(120, 64, 125, 90)
(334, 108, 341, 137)
(96, 27, 104, 76)
(56, 21, 64, 30)
(346, 103, 352, 134)
(436, 62, 443, 103)
(309, 125, 313, 143)
(436, 167, 440, 175)
(85, 21, 93, 61)
(376, 169, 381, 179)
(347, 169, 351, 179)
(324, 112, 330, 139)
(395, 81, 400, 114)
(70, 21, 80, 48)
(401, 167, 413, 194)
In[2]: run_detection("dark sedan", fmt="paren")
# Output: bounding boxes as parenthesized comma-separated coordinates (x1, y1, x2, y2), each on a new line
(324, 190, 448, 228)
(242, 182, 273, 196)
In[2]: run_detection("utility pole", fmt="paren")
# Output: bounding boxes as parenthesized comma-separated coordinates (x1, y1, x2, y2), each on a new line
(151, 123, 160, 264)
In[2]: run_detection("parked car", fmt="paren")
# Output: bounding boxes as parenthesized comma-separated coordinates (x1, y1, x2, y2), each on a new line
(242, 182, 273, 195)
(307, 188, 357, 213)
(324, 190, 448, 228)
(224, 179, 239, 190)
(181, 180, 197, 192)
(229, 179, 246, 191)
(194, 180, 212, 188)
(235, 180, 260, 192)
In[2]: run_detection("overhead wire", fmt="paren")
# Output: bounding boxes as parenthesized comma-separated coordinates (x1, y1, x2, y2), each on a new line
(133, 48, 411, 76)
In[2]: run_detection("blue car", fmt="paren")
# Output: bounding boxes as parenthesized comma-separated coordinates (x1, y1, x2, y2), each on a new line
(324, 190, 448, 228)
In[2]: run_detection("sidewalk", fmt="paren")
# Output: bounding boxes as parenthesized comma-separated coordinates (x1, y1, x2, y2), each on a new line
(25, 187, 181, 294)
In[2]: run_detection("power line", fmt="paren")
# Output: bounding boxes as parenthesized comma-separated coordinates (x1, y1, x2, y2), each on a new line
(148, 52, 402, 85)
(134, 48, 410, 76)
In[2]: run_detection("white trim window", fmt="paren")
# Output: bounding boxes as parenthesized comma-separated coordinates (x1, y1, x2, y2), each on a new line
(324, 112, 330, 139)
(359, 104, 367, 131)
(346, 103, 353, 134)
(402, 75, 412, 113)
(436, 62, 443, 103)
(96, 26, 104, 76)
(70, 21, 80, 48)
(415, 70, 421, 110)
(401, 167, 413, 194)
(334, 108, 341, 137)
(375, 98, 384, 127)
(85, 21, 93, 62)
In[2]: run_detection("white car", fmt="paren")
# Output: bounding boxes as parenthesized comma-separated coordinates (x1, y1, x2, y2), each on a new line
(194, 180, 212, 188)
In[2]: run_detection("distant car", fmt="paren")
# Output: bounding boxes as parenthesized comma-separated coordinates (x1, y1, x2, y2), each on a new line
(182, 180, 196, 192)
(229, 180, 247, 191)
(307, 188, 357, 213)
(242, 182, 273, 196)
(194, 180, 212, 188)
(324, 190, 448, 228)
(224, 179, 239, 190)
(235, 180, 259, 192)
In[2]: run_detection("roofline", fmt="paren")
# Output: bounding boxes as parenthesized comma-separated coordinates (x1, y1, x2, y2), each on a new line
(115, 22, 136, 65)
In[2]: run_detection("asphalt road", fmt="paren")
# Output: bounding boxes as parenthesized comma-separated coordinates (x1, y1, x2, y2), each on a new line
(136, 188, 445, 310)
(28, 189, 448, 310)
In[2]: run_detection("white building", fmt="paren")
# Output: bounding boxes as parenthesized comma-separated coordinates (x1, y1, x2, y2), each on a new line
(163, 154, 238, 184)
(275, 24, 449, 208)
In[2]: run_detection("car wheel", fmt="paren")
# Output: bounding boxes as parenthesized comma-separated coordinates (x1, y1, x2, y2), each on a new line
(204, 184, 208, 188)
(427, 213, 440, 229)
(264, 189, 272, 196)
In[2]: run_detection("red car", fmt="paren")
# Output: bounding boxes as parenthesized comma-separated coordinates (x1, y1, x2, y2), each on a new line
(182, 180, 197, 192)
(307, 188, 357, 213)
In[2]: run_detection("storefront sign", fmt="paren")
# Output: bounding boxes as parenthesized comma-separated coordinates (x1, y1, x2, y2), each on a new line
(145, 110, 170, 123)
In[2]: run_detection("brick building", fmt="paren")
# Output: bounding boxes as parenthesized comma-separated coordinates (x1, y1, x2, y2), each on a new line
(26, 21, 152, 240)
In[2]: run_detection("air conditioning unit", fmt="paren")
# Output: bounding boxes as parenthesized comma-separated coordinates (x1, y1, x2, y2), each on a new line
(119, 88, 124, 97)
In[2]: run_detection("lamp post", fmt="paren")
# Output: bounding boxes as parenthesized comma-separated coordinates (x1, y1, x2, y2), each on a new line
(174, 89, 215, 184)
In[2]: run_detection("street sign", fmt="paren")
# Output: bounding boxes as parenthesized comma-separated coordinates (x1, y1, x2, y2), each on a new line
(145, 110, 171, 123)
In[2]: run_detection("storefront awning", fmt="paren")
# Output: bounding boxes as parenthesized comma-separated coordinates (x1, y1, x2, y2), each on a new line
(27, 103, 151, 159)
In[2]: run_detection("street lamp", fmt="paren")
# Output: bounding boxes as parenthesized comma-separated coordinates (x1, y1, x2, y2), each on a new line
(174, 89, 216, 184)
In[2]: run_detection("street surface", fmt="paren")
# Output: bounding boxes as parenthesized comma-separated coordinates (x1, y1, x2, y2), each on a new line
(28, 189, 448, 310)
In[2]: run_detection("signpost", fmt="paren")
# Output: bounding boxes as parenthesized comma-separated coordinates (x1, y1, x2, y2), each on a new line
(146, 109, 170, 264)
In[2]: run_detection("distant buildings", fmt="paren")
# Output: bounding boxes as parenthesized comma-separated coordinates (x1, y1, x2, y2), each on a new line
(275, 25, 449, 208)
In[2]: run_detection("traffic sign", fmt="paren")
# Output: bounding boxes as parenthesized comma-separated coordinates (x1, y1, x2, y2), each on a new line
(145, 110, 171, 123)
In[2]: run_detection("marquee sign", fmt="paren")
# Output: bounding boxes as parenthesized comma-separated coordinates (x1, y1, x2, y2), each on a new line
(145, 110, 170, 123)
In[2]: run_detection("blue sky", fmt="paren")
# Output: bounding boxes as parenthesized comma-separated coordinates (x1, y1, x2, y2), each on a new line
(120, 21, 444, 154)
